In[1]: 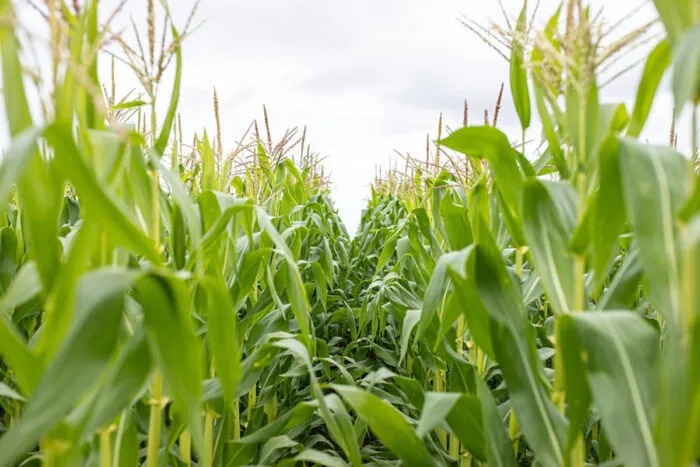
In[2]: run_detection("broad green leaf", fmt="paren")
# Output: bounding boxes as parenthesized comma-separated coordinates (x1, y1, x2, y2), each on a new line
(0, 269, 134, 466)
(476, 376, 516, 467)
(444, 246, 495, 359)
(114, 410, 139, 467)
(75, 328, 152, 437)
(238, 400, 317, 444)
(154, 24, 182, 155)
(0, 126, 43, 213)
(295, 449, 348, 467)
(0, 382, 24, 401)
(0, 315, 44, 395)
(651, 0, 691, 44)
(672, 24, 700, 115)
(333, 385, 434, 467)
(416, 391, 461, 439)
(445, 394, 487, 462)
(259, 435, 302, 464)
(135, 273, 204, 453)
(522, 179, 578, 315)
(627, 39, 671, 137)
(534, 85, 569, 178)
(510, 1, 531, 130)
(399, 309, 420, 365)
(591, 137, 627, 280)
(472, 245, 567, 467)
(0, 261, 41, 316)
(557, 315, 591, 456)
(416, 249, 469, 339)
(46, 124, 159, 262)
(438, 194, 473, 251)
(597, 248, 643, 310)
(618, 138, 688, 329)
(257, 208, 311, 341)
(567, 312, 660, 467)
(203, 276, 242, 406)
(440, 126, 525, 245)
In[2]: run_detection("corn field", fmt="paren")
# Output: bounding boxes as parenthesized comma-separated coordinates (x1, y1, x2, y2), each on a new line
(0, 0, 699, 466)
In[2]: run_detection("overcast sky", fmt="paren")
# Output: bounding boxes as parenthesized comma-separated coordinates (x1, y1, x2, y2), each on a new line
(6, 0, 693, 233)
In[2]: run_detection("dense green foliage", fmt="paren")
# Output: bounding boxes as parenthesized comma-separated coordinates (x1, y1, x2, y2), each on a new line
(1, 0, 700, 466)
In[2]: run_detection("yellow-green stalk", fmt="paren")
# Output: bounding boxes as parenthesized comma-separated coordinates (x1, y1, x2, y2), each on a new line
(509, 245, 527, 455)
(99, 429, 111, 467)
(233, 399, 241, 440)
(179, 430, 191, 466)
(203, 409, 215, 467)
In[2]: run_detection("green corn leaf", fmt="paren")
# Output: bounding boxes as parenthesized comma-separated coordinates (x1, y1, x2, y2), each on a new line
(476, 376, 516, 467)
(0, 315, 44, 395)
(46, 124, 159, 262)
(627, 39, 671, 137)
(78, 328, 152, 437)
(445, 394, 487, 462)
(672, 24, 700, 116)
(0, 126, 44, 213)
(203, 276, 242, 406)
(0, 269, 134, 466)
(472, 244, 567, 467)
(440, 126, 525, 245)
(534, 85, 569, 178)
(444, 245, 495, 359)
(566, 312, 660, 467)
(154, 24, 182, 156)
(510, 1, 531, 130)
(597, 248, 643, 310)
(135, 273, 204, 455)
(114, 410, 140, 467)
(416, 391, 461, 439)
(399, 309, 420, 365)
(333, 385, 434, 467)
(618, 138, 688, 329)
(0, 261, 41, 316)
(438, 194, 473, 251)
(0, 381, 24, 401)
(238, 400, 317, 444)
(257, 209, 311, 342)
(557, 314, 591, 456)
(651, 0, 692, 45)
(294, 449, 348, 467)
(522, 179, 578, 314)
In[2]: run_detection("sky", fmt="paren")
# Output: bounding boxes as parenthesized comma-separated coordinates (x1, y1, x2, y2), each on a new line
(4, 0, 694, 233)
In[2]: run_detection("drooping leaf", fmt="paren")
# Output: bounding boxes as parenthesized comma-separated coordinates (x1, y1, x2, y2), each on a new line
(333, 385, 434, 467)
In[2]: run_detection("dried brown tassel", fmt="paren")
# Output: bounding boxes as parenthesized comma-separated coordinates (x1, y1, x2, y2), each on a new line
(263, 105, 273, 152)
(147, 0, 155, 68)
(254, 120, 261, 143)
(492, 83, 505, 127)
(670, 107, 676, 147)
(426, 133, 430, 166)
(213, 87, 223, 162)
(463, 99, 469, 127)
(111, 56, 116, 105)
(300, 126, 307, 162)
(435, 113, 443, 175)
